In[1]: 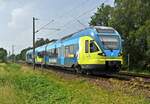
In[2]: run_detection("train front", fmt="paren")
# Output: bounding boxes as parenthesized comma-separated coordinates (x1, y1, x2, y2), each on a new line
(94, 26, 123, 72)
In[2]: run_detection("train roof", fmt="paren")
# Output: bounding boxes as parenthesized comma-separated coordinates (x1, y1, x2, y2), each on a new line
(26, 26, 119, 53)
(60, 27, 94, 41)
(35, 44, 46, 52)
(60, 26, 116, 40)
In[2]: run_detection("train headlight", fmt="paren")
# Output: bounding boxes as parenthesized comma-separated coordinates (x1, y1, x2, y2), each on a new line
(118, 52, 123, 56)
(102, 53, 106, 56)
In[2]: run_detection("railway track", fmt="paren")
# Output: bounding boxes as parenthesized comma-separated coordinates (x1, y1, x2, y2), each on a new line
(119, 71, 150, 79)
(22, 62, 150, 81)
(18, 61, 150, 78)
(20, 62, 150, 88)
(94, 72, 150, 84)
(50, 66, 150, 86)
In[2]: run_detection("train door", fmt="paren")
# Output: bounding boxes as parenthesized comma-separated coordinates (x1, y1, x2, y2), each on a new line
(44, 46, 49, 65)
(78, 36, 104, 65)
(89, 40, 104, 64)
(78, 36, 91, 64)
(35, 52, 43, 64)
(60, 45, 65, 65)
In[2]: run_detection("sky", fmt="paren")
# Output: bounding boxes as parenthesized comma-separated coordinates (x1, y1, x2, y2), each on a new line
(0, 0, 114, 54)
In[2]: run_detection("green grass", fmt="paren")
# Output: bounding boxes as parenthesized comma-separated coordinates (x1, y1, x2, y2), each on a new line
(0, 63, 149, 104)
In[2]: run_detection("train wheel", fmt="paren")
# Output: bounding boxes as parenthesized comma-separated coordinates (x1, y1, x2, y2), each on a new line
(115, 65, 121, 72)
(112, 65, 121, 73)
(74, 65, 82, 74)
(85, 70, 92, 75)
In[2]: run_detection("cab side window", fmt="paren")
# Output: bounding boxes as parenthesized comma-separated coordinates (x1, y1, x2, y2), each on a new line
(90, 40, 99, 52)
(85, 40, 89, 53)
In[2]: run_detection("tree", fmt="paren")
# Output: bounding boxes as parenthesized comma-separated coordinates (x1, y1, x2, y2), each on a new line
(35, 38, 50, 47)
(8, 54, 16, 62)
(0, 48, 7, 62)
(15, 54, 21, 61)
(110, 0, 150, 67)
(135, 20, 150, 68)
(90, 3, 113, 26)
(16, 38, 51, 61)
(19, 47, 32, 61)
(90, 0, 150, 69)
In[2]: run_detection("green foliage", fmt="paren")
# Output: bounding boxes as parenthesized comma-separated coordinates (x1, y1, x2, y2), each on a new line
(90, 0, 150, 70)
(0, 63, 149, 104)
(0, 48, 7, 62)
(0, 64, 71, 104)
(15, 54, 21, 61)
(16, 38, 51, 61)
(19, 47, 32, 61)
(35, 38, 50, 48)
(90, 3, 113, 26)
(14, 75, 70, 104)
(8, 54, 16, 62)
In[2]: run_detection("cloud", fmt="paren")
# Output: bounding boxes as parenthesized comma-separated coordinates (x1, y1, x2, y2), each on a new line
(2, 0, 114, 54)
(0, 0, 6, 10)
(7, 5, 34, 54)
(8, 6, 33, 30)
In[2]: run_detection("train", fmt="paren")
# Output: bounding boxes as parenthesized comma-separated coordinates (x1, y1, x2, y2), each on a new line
(26, 26, 123, 73)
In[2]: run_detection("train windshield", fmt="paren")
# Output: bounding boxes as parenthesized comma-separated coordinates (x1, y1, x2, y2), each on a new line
(99, 35, 120, 50)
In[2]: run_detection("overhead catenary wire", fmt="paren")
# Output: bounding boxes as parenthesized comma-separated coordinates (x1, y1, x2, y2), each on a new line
(60, 6, 98, 28)
(54, 0, 108, 36)
(35, 0, 95, 38)
(35, 0, 90, 36)
(35, 20, 54, 33)
(76, 19, 87, 28)
(55, 0, 90, 20)
(37, 0, 108, 39)
(61, 0, 108, 28)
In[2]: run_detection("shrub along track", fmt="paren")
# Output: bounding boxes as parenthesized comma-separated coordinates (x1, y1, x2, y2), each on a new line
(23, 63, 150, 99)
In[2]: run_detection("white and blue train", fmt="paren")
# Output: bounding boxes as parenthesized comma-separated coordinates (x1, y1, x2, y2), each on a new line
(26, 26, 123, 73)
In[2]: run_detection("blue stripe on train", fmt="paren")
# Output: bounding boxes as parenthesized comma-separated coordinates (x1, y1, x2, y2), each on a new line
(64, 57, 77, 66)
(104, 50, 120, 57)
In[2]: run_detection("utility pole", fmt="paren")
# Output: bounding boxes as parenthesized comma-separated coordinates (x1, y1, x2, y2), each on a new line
(12, 45, 15, 63)
(32, 17, 58, 69)
(128, 54, 130, 70)
(33, 17, 36, 69)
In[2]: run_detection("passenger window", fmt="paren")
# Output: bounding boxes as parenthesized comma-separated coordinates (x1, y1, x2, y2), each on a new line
(58, 47, 61, 56)
(37, 52, 43, 58)
(90, 40, 99, 52)
(85, 40, 89, 53)
(54, 48, 58, 57)
(64, 45, 76, 57)
(65, 46, 69, 57)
